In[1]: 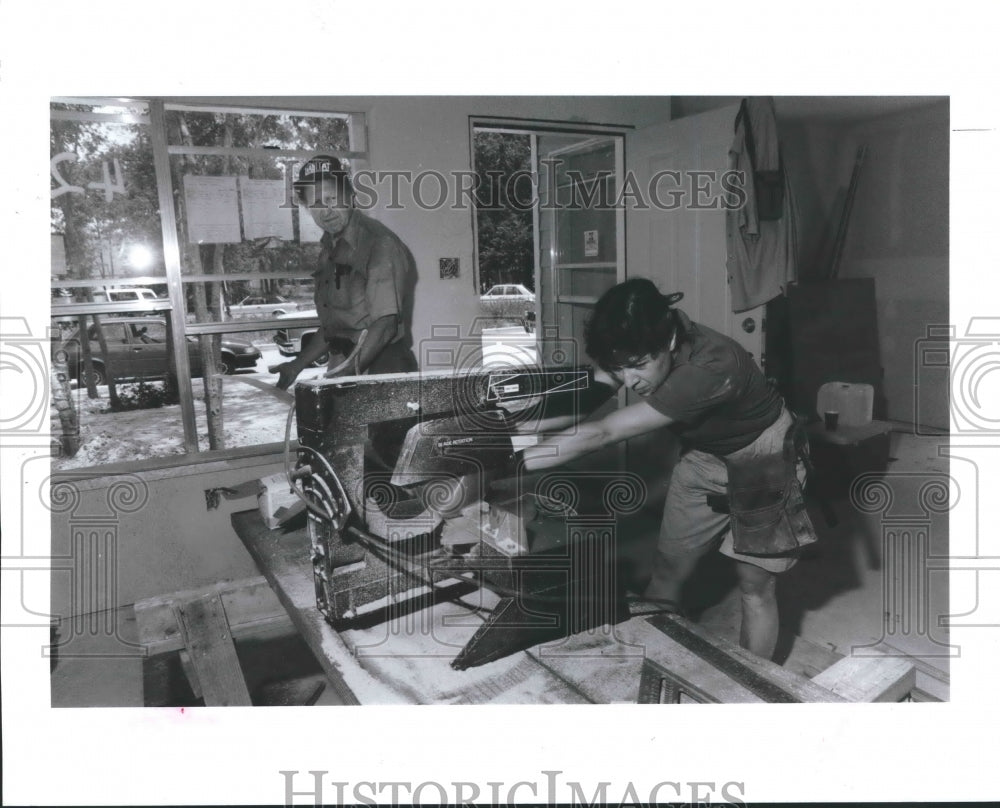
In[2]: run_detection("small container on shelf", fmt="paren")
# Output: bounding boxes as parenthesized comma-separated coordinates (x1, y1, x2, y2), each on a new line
(817, 382, 874, 427)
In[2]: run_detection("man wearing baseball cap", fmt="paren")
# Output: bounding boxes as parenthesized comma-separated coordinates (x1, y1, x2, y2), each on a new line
(274, 155, 417, 389)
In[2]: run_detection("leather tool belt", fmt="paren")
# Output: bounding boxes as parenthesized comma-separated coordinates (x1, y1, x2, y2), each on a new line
(712, 417, 819, 556)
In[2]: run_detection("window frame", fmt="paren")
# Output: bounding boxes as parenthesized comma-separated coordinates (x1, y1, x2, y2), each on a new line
(51, 97, 369, 460)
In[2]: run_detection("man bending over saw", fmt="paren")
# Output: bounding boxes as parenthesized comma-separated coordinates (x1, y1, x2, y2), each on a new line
(521, 278, 817, 660)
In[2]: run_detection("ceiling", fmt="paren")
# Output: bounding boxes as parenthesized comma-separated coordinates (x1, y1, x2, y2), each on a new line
(671, 95, 946, 124)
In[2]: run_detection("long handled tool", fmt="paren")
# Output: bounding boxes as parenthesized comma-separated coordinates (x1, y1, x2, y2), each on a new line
(828, 144, 868, 280)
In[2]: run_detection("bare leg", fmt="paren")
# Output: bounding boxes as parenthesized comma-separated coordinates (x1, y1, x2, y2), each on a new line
(642, 549, 701, 608)
(735, 561, 778, 659)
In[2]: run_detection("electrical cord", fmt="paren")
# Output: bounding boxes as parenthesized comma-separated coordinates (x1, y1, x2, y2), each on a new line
(282, 399, 347, 523)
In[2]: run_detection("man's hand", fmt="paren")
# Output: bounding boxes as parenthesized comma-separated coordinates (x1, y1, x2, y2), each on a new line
(273, 361, 303, 391)
(273, 333, 335, 389)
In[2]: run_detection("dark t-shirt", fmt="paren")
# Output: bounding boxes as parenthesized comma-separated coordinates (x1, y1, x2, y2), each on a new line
(646, 311, 782, 455)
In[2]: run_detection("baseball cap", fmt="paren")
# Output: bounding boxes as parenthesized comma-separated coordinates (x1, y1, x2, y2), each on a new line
(296, 155, 345, 183)
(293, 155, 353, 201)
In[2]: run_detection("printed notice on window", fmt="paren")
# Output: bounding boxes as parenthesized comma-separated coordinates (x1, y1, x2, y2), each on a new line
(240, 178, 294, 241)
(182, 175, 241, 243)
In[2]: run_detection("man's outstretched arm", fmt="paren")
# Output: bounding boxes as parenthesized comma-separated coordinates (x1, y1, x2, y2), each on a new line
(521, 399, 674, 471)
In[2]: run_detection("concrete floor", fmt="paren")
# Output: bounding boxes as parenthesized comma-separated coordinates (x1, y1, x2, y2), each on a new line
(50, 427, 950, 705)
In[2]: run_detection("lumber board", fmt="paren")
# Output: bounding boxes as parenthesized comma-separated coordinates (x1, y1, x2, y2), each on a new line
(173, 594, 252, 706)
(178, 650, 203, 699)
(872, 640, 949, 701)
(135, 576, 293, 655)
(811, 653, 915, 702)
(644, 614, 849, 703)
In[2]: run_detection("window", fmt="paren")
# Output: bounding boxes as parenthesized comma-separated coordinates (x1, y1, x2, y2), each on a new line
(470, 121, 625, 369)
(50, 98, 368, 468)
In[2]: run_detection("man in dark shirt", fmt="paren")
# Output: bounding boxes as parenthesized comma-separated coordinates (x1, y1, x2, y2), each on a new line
(275, 156, 417, 390)
(522, 278, 805, 659)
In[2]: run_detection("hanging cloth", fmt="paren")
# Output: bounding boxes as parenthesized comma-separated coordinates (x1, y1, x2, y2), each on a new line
(726, 97, 798, 313)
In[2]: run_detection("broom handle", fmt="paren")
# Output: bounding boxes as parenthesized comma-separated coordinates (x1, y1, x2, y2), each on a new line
(829, 144, 868, 280)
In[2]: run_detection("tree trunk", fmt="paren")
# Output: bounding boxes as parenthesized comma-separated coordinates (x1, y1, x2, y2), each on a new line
(85, 309, 122, 409)
(171, 111, 226, 450)
(51, 125, 112, 404)
(76, 313, 99, 399)
(50, 354, 80, 457)
(195, 119, 237, 450)
(199, 243, 225, 450)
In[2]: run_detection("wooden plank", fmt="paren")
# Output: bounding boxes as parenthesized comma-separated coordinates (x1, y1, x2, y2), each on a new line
(812, 653, 916, 702)
(779, 630, 844, 679)
(232, 510, 394, 705)
(645, 614, 850, 703)
(872, 640, 949, 702)
(172, 594, 252, 706)
(135, 576, 293, 656)
(177, 651, 203, 699)
(527, 618, 767, 703)
(637, 657, 722, 703)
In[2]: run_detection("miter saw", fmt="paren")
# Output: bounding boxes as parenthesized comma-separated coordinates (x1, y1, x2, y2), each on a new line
(287, 365, 630, 669)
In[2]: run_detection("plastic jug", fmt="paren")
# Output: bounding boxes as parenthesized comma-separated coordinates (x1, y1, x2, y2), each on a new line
(816, 382, 874, 426)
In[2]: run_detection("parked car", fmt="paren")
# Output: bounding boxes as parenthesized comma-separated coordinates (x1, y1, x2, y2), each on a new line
(273, 309, 326, 367)
(480, 283, 535, 303)
(59, 317, 261, 385)
(91, 287, 162, 305)
(228, 294, 299, 317)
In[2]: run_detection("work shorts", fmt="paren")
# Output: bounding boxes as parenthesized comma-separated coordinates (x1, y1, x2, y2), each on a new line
(658, 408, 805, 573)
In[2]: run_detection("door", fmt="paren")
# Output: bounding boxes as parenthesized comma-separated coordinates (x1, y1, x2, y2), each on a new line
(626, 104, 764, 360)
(536, 133, 625, 367)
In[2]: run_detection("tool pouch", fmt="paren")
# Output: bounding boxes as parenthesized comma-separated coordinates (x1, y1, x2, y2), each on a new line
(724, 420, 818, 556)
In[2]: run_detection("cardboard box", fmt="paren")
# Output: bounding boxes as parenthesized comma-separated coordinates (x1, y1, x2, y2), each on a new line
(257, 472, 301, 530)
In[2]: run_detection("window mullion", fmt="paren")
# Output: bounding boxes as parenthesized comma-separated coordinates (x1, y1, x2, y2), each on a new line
(149, 99, 199, 453)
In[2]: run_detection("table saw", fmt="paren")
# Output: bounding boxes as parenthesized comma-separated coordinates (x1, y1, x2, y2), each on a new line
(285, 365, 634, 669)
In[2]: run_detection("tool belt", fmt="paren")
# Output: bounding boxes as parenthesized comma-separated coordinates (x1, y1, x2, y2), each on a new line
(709, 417, 819, 556)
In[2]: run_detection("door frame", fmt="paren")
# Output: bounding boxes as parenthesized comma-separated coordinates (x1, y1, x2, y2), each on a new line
(469, 117, 629, 367)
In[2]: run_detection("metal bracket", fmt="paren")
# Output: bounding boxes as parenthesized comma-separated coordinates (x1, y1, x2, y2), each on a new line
(204, 480, 260, 511)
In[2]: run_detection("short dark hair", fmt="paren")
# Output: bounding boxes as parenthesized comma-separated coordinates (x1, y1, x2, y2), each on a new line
(293, 155, 354, 204)
(584, 278, 685, 371)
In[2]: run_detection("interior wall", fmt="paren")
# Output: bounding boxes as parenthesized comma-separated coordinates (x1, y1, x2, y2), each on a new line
(781, 101, 949, 427)
(49, 451, 286, 619)
(839, 101, 949, 428)
(174, 95, 673, 356)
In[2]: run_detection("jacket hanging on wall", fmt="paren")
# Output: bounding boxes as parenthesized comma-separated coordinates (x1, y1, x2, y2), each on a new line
(726, 97, 798, 313)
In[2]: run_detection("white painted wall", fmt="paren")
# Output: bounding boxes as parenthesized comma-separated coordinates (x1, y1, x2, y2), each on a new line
(782, 101, 949, 427)
(176, 95, 673, 355)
